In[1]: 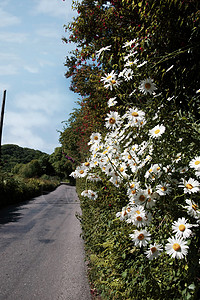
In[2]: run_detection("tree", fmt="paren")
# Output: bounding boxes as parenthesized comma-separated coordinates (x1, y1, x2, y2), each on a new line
(49, 147, 74, 180)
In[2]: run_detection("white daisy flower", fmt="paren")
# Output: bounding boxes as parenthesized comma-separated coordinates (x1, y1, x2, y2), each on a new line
(87, 174, 101, 182)
(178, 178, 200, 194)
(122, 39, 137, 48)
(88, 132, 102, 145)
(70, 171, 78, 179)
(124, 68, 134, 81)
(145, 194, 158, 208)
(96, 45, 111, 58)
(118, 162, 129, 177)
(139, 78, 157, 95)
(129, 213, 149, 228)
(116, 206, 130, 221)
(134, 189, 148, 205)
(124, 59, 139, 67)
(127, 181, 140, 198)
(174, 152, 182, 163)
(105, 111, 121, 130)
(189, 156, 200, 171)
(101, 70, 116, 84)
(125, 107, 145, 123)
(129, 229, 151, 248)
(165, 236, 189, 259)
(81, 190, 90, 197)
(74, 166, 88, 178)
(172, 217, 193, 239)
(184, 199, 200, 219)
(145, 243, 163, 260)
(149, 124, 165, 138)
(124, 50, 137, 61)
(178, 166, 188, 174)
(87, 190, 98, 200)
(101, 70, 120, 90)
(156, 183, 172, 196)
(107, 97, 117, 107)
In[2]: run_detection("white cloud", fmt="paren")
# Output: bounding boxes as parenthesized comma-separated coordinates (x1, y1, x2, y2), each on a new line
(33, 0, 75, 17)
(24, 66, 39, 74)
(0, 64, 18, 75)
(0, 7, 21, 27)
(36, 27, 59, 39)
(14, 91, 64, 115)
(3, 110, 50, 152)
(3, 126, 47, 152)
(0, 32, 28, 43)
(0, 52, 19, 61)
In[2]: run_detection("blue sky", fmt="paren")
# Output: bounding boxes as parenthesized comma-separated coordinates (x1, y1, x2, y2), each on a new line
(0, 0, 78, 154)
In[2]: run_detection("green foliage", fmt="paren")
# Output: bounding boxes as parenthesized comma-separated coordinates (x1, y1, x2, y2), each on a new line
(0, 171, 59, 208)
(1, 144, 46, 172)
(63, 0, 200, 299)
(49, 147, 74, 180)
(77, 178, 200, 300)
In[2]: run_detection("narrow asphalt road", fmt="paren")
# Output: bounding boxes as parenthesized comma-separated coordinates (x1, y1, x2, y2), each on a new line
(0, 184, 91, 300)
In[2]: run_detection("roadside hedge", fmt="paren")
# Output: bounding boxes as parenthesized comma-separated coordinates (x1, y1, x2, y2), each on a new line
(0, 172, 59, 208)
(77, 177, 200, 300)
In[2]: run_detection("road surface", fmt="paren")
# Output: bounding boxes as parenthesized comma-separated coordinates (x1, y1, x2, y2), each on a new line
(0, 184, 91, 300)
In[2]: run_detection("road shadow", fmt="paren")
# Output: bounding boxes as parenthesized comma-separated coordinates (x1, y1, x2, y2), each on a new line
(0, 199, 32, 225)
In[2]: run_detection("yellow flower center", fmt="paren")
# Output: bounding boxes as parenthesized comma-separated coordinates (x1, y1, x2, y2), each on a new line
(138, 233, 144, 240)
(79, 170, 84, 174)
(192, 204, 197, 211)
(94, 136, 99, 140)
(109, 117, 116, 124)
(186, 183, 193, 190)
(130, 184, 135, 189)
(157, 167, 160, 171)
(136, 216, 142, 221)
(139, 195, 145, 202)
(136, 210, 140, 214)
(131, 190, 136, 194)
(132, 112, 139, 117)
(145, 82, 151, 90)
(85, 162, 90, 166)
(179, 224, 186, 232)
(107, 75, 112, 80)
(194, 160, 200, 165)
(154, 129, 160, 134)
(120, 167, 124, 172)
(173, 243, 181, 251)
(149, 168, 153, 173)
(111, 80, 116, 84)
(161, 186, 167, 191)
(151, 247, 157, 253)
(128, 154, 132, 159)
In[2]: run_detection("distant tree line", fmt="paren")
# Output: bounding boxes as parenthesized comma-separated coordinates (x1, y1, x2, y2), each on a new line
(1, 144, 74, 180)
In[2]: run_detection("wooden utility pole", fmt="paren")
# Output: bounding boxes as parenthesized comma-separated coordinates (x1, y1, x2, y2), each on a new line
(0, 90, 7, 165)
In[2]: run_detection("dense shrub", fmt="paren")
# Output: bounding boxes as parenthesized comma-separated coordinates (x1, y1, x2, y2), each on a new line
(0, 171, 59, 208)
(63, 0, 200, 299)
